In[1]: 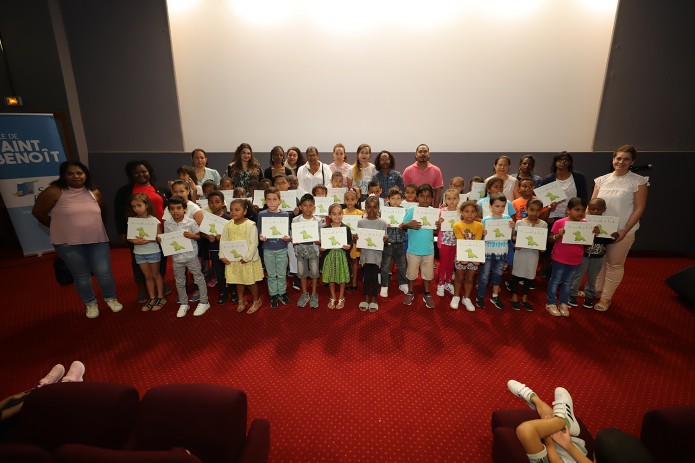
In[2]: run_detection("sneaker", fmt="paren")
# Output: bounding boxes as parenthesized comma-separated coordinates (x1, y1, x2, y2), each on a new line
(359, 301, 369, 311)
(490, 295, 505, 310)
(511, 300, 521, 311)
(62, 361, 85, 382)
(297, 292, 311, 308)
(504, 280, 511, 292)
(507, 380, 537, 410)
(270, 295, 279, 308)
(545, 304, 561, 317)
(450, 296, 460, 310)
(559, 303, 570, 317)
(368, 302, 379, 312)
(105, 298, 123, 313)
(380, 287, 388, 298)
(583, 298, 594, 309)
(279, 293, 290, 305)
(567, 295, 578, 307)
(522, 301, 534, 312)
(399, 284, 410, 294)
(309, 294, 319, 309)
(423, 293, 435, 309)
(230, 293, 239, 303)
(177, 304, 189, 318)
(528, 280, 536, 290)
(336, 298, 345, 309)
(193, 302, 211, 316)
(217, 293, 227, 304)
(403, 292, 414, 305)
(445, 283, 455, 296)
(206, 277, 217, 288)
(292, 276, 301, 291)
(436, 284, 445, 297)
(85, 302, 99, 319)
(39, 364, 65, 386)
(553, 387, 580, 437)
(247, 299, 262, 314)
(189, 291, 200, 302)
(475, 297, 485, 309)
(463, 297, 476, 312)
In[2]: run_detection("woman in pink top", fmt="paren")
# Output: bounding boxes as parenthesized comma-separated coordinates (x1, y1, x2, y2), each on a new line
(33, 161, 122, 319)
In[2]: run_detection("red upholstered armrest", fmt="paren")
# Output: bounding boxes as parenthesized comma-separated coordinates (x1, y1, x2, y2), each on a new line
(641, 406, 695, 462)
(238, 418, 270, 463)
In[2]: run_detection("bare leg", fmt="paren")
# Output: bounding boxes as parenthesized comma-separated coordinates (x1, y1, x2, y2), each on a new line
(516, 417, 566, 454)
(311, 277, 318, 295)
(463, 269, 475, 299)
(453, 269, 464, 297)
(338, 283, 345, 299)
(249, 283, 259, 302)
(329, 282, 337, 300)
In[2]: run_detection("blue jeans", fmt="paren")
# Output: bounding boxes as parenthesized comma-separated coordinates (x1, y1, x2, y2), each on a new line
(54, 242, 117, 304)
(547, 260, 579, 305)
(477, 253, 506, 298)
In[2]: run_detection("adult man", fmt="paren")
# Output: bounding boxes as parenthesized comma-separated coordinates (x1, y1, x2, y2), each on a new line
(402, 144, 444, 206)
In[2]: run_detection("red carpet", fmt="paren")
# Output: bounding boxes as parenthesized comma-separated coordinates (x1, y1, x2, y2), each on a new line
(1, 248, 694, 462)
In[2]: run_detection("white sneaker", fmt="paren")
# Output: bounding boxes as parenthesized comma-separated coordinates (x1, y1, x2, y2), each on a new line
(193, 302, 210, 316)
(462, 298, 476, 312)
(450, 296, 460, 310)
(62, 361, 85, 382)
(380, 287, 388, 298)
(399, 284, 410, 294)
(105, 298, 123, 313)
(85, 302, 99, 319)
(176, 304, 189, 318)
(436, 284, 445, 297)
(507, 380, 537, 409)
(553, 387, 580, 437)
(445, 283, 455, 296)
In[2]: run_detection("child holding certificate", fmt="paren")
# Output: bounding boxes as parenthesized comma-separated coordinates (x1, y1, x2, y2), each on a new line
(437, 188, 460, 297)
(258, 187, 291, 309)
(292, 194, 322, 309)
(343, 189, 363, 291)
(321, 203, 353, 309)
(450, 201, 484, 311)
(203, 191, 236, 305)
(510, 199, 547, 312)
(356, 196, 388, 312)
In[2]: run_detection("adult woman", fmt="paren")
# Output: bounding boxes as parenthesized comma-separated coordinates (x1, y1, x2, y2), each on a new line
(346, 143, 377, 193)
(540, 152, 588, 225)
(263, 145, 292, 181)
(114, 160, 169, 302)
(226, 143, 262, 192)
(284, 146, 305, 176)
(485, 155, 518, 201)
(373, 150, 404, 199)
(328, 143, 350, 186)
(32, 161, 122, 319)
(296, 146, 333, 193)
(512, 154, 543, 188)
(191, 148, 221, 186)
(592, 145, 648, 312)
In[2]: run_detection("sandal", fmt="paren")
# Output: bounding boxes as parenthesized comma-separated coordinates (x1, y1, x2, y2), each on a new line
(246, 299, 262, 314)
(328, 298, 336, 309)
(594, 300, 611, 312)
(236, 300, 248, 313)
(152, 297, 166, 311)
(336, 298, 345, 309)
(142, 298, 156, 312)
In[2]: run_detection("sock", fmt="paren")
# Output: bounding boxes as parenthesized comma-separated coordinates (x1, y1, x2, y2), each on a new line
(526, 445, 549, 463)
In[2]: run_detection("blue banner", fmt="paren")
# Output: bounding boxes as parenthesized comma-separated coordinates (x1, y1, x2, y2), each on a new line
(0, 114, 67, 256)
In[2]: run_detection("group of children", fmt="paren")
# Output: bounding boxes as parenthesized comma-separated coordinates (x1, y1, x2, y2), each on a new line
(125, 165, 614, 319)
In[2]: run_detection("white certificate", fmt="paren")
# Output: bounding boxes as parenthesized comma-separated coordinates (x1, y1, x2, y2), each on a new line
(356, 227, 385, 251)
(440, 210, 460, 232)
(327, 187, 346, 204)
(585, 215, 618, 239)
(458, 193, 469, 207)
(221, 190, 235, 207)
(159, 231, 194, 256)
(469, 182, 486, 200)
(534, 181, 568, 207)
(321, 226, 347, 249)
(280, 190, 297, 211)
(381, 206, 406, 227)
(199, 211, 229, 236)
(480, 201, 491, 218)
(413, 207, 440, 229)
(313, 196, 334, 216)
(456, 239, 485, 263)
(219, 240, 248, 262)
(484, 218, 513, 241)
(253, 190, 266, 208)
(562, 221, 595, 245)
(515, 226, 548, 251)
(127, 217, 158, 240)
(401, 201, 417, 209)
(292, 220, 320, 244)
(342, 214, 362, 232)
(261, 216, 289, 239)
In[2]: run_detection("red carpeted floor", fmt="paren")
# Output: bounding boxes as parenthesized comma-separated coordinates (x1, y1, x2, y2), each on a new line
(1, 248, 694, 462)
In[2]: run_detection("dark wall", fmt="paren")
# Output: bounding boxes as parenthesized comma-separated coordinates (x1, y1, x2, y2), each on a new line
(594, 0, 695, 151)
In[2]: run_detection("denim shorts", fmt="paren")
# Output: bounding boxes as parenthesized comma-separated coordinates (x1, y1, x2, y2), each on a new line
(134, 252, 162, 264)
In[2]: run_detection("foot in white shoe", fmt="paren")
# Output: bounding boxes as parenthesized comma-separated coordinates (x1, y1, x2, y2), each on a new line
(445, 283, 455, 295)
(450, 296, 460, 310)
(553, 387, 580, 436)
(85, 302, 99, 319)
(399, 284, 410, 294)
(62, 361, 85, 382)
(380, 287, 388, 298)
(462, 297, 476, 312)
(105, 298, 123, 313)
(436, 284, 445, 297)
(177, 304, 189, 318)
(507, 380, 537, 409)
(39, 364, 65, 386)
(193, 302, 210, 316)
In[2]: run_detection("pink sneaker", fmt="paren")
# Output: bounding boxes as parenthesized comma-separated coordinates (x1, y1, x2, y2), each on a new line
(62, 361, 85, 382)
(39, 364, 65, 386)
(206, 277, 217, 288)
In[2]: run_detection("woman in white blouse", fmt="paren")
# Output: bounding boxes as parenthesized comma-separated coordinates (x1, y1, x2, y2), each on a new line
(296, 146, 333, 193)
(346, 143, 377, 196)
(485, 155, 519, 202)
(592, 144, 648, 312)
